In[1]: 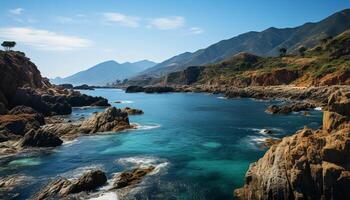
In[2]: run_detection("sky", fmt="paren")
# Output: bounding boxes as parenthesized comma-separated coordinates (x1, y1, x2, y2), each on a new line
(0, 0, 349, 78)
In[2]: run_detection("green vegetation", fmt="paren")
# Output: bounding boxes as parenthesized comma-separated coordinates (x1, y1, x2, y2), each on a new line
(165, 29, 350, 87)
(1, 41, 16, 51)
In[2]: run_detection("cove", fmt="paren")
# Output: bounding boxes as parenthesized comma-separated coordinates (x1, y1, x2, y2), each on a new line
(0, 89, 322, 199)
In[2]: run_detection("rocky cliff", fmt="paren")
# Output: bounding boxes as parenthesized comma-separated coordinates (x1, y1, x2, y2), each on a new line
(234, 89, 350, 199)
(0, 50, 109, 115)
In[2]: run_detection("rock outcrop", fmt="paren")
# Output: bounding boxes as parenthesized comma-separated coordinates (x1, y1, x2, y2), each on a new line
(126, 85, 174, 93)
(0, 50, 110, 116)
(73, 84, 94, 90)
(18, 129, 63, 147)
(113, 166, 155, 189)
(266, 102, 315, 114)
(0, 113, 44, 142)
(42, 107, 132, 140)
(32, 170, 107, 200)
(122, 107, 144, 115)
(234, 89, 350, 200)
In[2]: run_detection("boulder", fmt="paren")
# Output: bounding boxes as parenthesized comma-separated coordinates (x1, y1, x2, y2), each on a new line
(266, 102, 315, 114)
(113, 166, 155, 189)
(18, 129, 62, 147)
(42, 107, 132, 140)
(73, 84, 94, 90)
(125, 86, 144, 93)
(122, 107, 144, 115)
(0, 113, 44, 139)
(32, 170, 107, 200)
(9, 106, 38, 115)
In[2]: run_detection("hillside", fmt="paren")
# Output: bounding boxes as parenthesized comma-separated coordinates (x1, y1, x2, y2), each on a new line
(52, 59, 156, 86)
(134, 8, 350, 78)
(163, 29, 350, 88)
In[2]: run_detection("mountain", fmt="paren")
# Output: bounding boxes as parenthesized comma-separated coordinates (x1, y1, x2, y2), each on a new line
(163, 28, 350, 87)
(52, 60, 157, 86)
(136, 8, 350, 78)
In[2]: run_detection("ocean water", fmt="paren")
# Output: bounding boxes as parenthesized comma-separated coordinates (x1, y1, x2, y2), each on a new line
(0, 89, 323, 199)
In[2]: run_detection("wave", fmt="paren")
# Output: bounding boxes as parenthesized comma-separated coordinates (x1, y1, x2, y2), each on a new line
(115, 100, 134, 104)
(132, 123, 161, 130)
(88, 192, 119, 200)
(116, 156, 169, 175)
(314, 107, 322, 111)
(217, 96, 228, 99)
(240, 127, 284, 135)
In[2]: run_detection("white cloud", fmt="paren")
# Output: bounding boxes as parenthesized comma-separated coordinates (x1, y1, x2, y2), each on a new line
(148, 16, 185, 30)
(55, 16, 73, 24)
(188, 27, 204, 35)
(103, 12, 140, 28)
(0, 27, 92, 51)
(9, 8, 24, 15)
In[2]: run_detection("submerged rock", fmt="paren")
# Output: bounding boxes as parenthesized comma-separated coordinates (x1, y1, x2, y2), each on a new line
(32, 170, 107, 200)
(113, 166, 155, 189)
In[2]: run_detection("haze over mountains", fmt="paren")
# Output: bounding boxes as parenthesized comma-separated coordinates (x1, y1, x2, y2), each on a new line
(51, 60, 157, 86)
(135, 8, 350, 78)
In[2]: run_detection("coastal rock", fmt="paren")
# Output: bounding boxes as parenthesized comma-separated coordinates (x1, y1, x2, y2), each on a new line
(234, 90, 350, 200)
(9, 105, 38, 115)
(266, 102, 315, 114)
(57, 84, 73, 89)
(65, 93, 110, 107)
(125, 85, 174, 93)
(0, 103, 7, 115)
(79, 107, 130, 133)
(32, 170, 107, 200)
(18, 129, 63, 147)
(42, 107, 132, 139)
(144, 86, 174, 93)
(122, 107, 144, 115)
(113, 166, 155, 189)
(0, 113, 44, 140)
(73, 84, 94, 90)
(125, 85, 145, 93)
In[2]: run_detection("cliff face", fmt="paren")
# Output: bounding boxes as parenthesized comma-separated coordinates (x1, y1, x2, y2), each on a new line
(0, 51, 47, 107)
(234, 89, 350, 200)
(0, 50, 109, 115)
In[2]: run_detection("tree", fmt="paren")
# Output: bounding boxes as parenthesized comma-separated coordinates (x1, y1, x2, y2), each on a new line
(298, 46, 307, 56)
(1, 41, 16, 51)
(279, 47, 287, 57)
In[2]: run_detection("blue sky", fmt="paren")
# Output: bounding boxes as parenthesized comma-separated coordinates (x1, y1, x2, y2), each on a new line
(0, 0, 349, 78)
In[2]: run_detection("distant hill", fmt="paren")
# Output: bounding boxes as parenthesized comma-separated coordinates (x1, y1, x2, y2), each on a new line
(135, 8, 350, 78)
(52, 60, 157, 86)
(163, 29, 350, 87)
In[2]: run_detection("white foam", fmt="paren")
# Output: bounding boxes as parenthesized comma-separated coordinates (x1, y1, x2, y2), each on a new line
(115, 100, 134, 104)
(116, 156, 169, 175)
(132, 123, 161, 130)
(62, 139, 78, 146)
(314, 107, 322, 111)
(89, 192, 118, 200)
(217, 96, 227, 99)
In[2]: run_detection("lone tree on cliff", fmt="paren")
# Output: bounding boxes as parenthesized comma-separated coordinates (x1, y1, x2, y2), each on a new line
(279, 47, 287, 57)
(1, 41, 16, 51)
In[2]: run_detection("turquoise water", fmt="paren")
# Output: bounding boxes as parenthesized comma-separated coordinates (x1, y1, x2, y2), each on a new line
(0, 89, 323, 199)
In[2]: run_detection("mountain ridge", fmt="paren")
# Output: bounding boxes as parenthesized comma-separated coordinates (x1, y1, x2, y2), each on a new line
(51, 59, 157, 86)
(134, 8, 350, 78)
